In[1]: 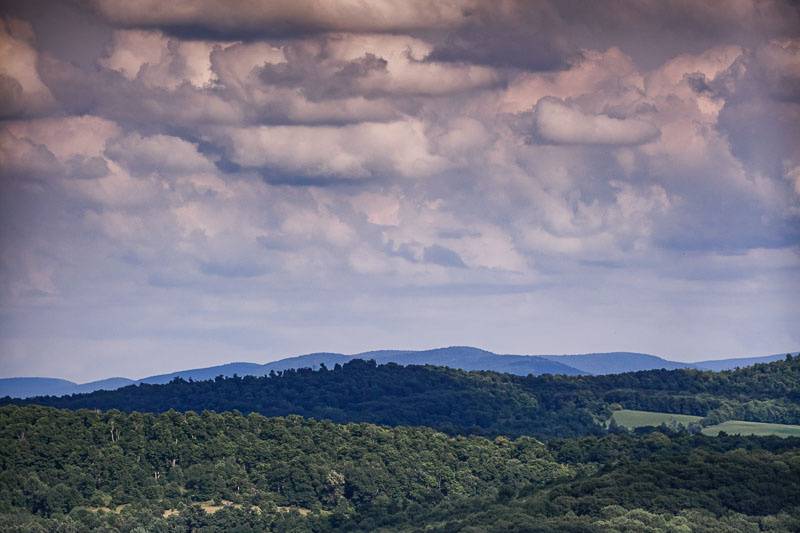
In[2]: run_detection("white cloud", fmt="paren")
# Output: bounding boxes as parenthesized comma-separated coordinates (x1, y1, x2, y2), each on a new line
(221, 120, 446, 180)
(0, 18, 55, 116)
(533, 97, 660, 145)
(2, 1, 800, 379)
(91, 0, 476, 34)
(105, 132, 215, 174)
(101, 30, 219, 88)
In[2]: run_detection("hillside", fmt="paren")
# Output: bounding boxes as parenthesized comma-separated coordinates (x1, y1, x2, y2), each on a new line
(358, 346, 586, 376)
(0, 377, 136, 399)
(0, 405, 571, 531)
(7, 360, 601, 439)
(693, 353, 789, 371)
(1, 405, 798, 532)
(9, 355, 800, 439)
(541, 352, 693, 374)
(3, 346, 794, 398)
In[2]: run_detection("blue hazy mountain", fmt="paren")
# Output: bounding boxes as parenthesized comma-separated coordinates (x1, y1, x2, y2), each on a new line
(0, 376, 135, 399)
(138, 353, 353, 384)
(262, 353, 352, 372)
(0, 378, 77, 398)
(541, 352, 696, 375)
(2, 348, 795, 398)
(692, 353, 789, 371)
(357, 346, 586, 376)
(74, 377, 135, 393)
(138, 362, 268, 385)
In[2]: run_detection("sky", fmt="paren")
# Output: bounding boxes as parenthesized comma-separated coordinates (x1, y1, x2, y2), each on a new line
(0, 0, 799, 382)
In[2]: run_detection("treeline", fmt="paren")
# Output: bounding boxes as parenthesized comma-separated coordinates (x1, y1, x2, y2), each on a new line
(0, 405, 571, 530)
(6, 356, 800, 440)
(522, 354, 800, 425)
(398, 431, 800, 532)
(5, 360, 603, 439)
(1, 405, 799, 531)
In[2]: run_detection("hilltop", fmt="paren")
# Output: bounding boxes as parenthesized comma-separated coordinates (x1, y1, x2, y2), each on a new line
(2, 346, 793, 398)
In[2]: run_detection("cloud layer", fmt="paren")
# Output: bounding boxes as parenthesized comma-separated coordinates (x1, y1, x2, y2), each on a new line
(0, 0, 798, 380)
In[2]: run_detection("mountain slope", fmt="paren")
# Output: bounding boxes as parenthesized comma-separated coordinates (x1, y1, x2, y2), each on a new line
(0, 404, 573, 530)
(74, 377, 135, 393)
(0, 377, 136, 399)
(7, 360, 603, 439)
(10, 356, 800, 439)
(138, 362, 268, 385)
(3, 348, 797, 399)
(693, 353, 789, 371)
(358, 346, 586, 376)
(0, 378, 78, 399)
(542, 352, 695, 375)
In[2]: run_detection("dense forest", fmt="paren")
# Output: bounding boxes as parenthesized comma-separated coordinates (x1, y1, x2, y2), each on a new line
(2, 357, 799, 531)
(6, 355, 800, 439)
(2, 405, 799, 532)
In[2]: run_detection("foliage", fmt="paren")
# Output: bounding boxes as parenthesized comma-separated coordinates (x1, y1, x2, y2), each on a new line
(2, 406, 800, 531)
(0, 405, 570, 530)
(6, 356, 800, 441)
(5, 360, 603, 439)
(2, 356, 800, 530)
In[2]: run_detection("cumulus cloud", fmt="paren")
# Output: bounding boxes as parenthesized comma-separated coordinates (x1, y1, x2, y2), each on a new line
(531, 98, 660, 146)
(105, 133, 215, 174)
(90, 0, 475, 37)
(219, 120, 446, 181)
(0, 18, 55, 117)
(257, 34, 501, 99)
(100, 30, 217, 89)
(1, 0, 799, 379)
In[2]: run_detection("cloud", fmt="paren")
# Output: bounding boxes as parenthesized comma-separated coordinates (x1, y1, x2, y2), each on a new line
(0, 130, 60, 181)
(0, 18, 55, 117)
(422, 244, 467, 268)
(218, 120, 446, 181)
(90, 0, 475, 37)
(1, 0, 800, 380)
(100, 30, 217, 88)
(257, 34, 501, 99)
(531, 98, 660, 145)
(65, 155, 110, 180)
(105, 132, 215, 174)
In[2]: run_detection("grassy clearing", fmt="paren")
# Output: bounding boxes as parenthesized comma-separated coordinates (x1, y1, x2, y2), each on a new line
(611, 409, 702, 429)
(611, 409, 800, 438)
(701, 420, 800, 438)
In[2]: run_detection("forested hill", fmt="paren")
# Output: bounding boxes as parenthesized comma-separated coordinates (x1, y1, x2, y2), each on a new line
(7, 361, 601, 439)
(7, 356, 800, 440)
(2, 405, 799, 531)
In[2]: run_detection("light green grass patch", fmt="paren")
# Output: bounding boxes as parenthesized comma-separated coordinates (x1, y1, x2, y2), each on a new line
(611, 409, 800, 438)
(701, 420, 800, 438)
(611, 409, 702, 429)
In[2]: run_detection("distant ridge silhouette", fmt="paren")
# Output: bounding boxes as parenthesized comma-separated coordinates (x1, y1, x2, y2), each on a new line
(1, 347, 793, 398)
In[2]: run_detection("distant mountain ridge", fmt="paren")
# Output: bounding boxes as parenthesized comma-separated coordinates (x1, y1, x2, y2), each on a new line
(541, 353, 694, 375)
(1, 347, 794, 398)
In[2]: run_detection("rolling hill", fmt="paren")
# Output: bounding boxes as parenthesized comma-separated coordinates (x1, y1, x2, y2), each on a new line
(1, 347, 794, 398)
(357, 346, 586, 376)
(541, 352, 694, 374)
(693, 353, 789, 371)
(7, 356, 800, 440)
(0, 377, 135, 399)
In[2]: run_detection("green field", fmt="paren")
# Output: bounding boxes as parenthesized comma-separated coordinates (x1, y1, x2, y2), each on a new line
(611, 409, 702, 428)
(701, 420, 800, 438)
(611, 409, 800, 438)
